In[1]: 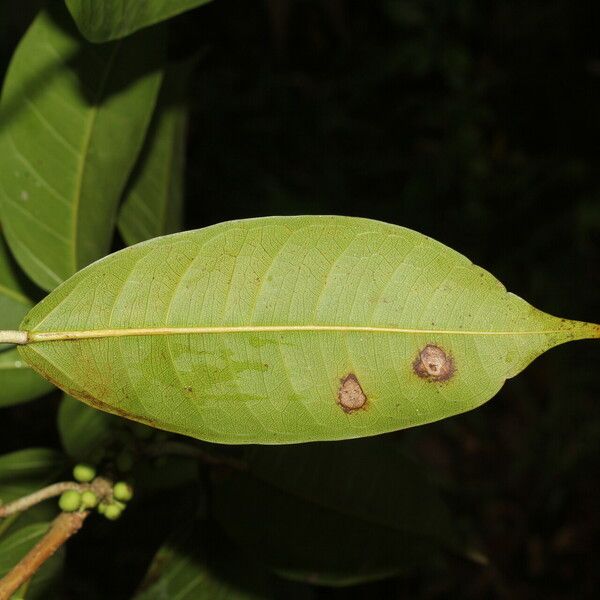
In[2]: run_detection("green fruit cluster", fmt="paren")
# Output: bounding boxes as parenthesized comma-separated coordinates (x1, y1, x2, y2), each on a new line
(58, 464, 134, 521)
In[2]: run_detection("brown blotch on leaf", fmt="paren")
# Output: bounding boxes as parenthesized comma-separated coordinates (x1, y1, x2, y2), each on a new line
(413, 344, 455, 382)
(338, 374, 367, 412)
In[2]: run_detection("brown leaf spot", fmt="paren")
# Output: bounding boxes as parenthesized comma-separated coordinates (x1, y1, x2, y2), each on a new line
(338, 374, 367, 412)
(413, 345, 455, 382)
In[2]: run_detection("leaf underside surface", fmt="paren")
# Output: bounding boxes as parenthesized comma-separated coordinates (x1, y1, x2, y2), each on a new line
(17, 216, 599, 444)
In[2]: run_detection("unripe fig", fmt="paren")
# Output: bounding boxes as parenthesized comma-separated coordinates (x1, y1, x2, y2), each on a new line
(59, 490, 81, 512)
(104, 504, 122, 520)
(113, 482, 133, 502)
(80, 490, 98, 509)
(73, 463, 96, 483)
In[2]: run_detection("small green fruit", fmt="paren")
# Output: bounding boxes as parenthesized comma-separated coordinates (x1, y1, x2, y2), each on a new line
(97, 501, 109, 514)
(58, 490, 81, 512)
(80, 490, 98, 509)
(113, 482, 133, 502)
(104, 504, 122, 521)
(73, 463, 96, 483)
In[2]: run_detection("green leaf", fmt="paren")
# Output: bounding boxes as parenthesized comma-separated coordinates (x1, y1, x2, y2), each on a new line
(0, 523, 64, 599)
(135, 541, 266, 599)
(57, 394, 120, 460)
(213, 439, 457, 585)
(17, 216, 599, 443)
(65, 0, 214, 43)
(0, 6, 165, 291)
(0, 348, 54, 408)
(0, 448, 65, 507)
(0, 234, 53, 406)
(0, 235, 32, 332)
(0, 451, 65, 597)
(135, 521, 303, 600)
(0, 448, 65, 540)
(118, 59, 193, 246)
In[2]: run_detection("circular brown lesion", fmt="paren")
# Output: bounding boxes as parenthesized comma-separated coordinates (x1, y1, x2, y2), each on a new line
(413, 344, 455, 382)
(338, 374, 367, 412)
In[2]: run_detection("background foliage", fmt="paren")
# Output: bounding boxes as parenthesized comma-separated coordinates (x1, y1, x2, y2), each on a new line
(0, 0, 599, 598)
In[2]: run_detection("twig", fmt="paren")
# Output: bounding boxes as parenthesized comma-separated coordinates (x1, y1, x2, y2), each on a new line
(0, 511, 89, 599)
(0, 330, 27, 345)
(0, 482, 87, 518)
(145, 440, 246, 471)
(0, 477, 113, 518)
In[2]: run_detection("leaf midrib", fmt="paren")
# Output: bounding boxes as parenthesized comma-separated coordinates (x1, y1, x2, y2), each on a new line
(71, 40, 122, 273)
(23, 322, 599, 344)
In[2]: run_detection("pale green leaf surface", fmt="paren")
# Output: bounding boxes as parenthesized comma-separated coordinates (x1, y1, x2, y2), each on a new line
(17, 216, 599, 443)
(65, 0, 214, 42)
(0, 7, 165, 291)
(118, 60, 192, 245)
(214, 439, 455, 585)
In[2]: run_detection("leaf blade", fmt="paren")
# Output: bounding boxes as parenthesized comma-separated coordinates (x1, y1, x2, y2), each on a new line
(118, 59, 193, 246)
(0, 235, 32, 331)
(0, 348, 54, 407)
(0, 233, 55, 405)
(65, 0, 214, 42)
(214, 439, 460, 585)
(0, 7, 165, 290)
(17, 216, 599, 443)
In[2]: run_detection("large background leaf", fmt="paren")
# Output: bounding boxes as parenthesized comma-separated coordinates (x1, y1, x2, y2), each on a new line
(0, 448, 65, 516)
(134, 524, 279, 600)
(57, 393, 121, 461)
(118, 59, 193, 246)
(213, 439, 459, 586)
(0, 6, 164, 291)
(0, 348, 54, 408)
(0, 235, 32, 332)
(65, 0, 214, 42)
(18, 217, 598, 443)
(0, 234, 53, 406)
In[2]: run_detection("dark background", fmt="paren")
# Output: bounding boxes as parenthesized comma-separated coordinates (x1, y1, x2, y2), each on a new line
(1, 1, 599, 598)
